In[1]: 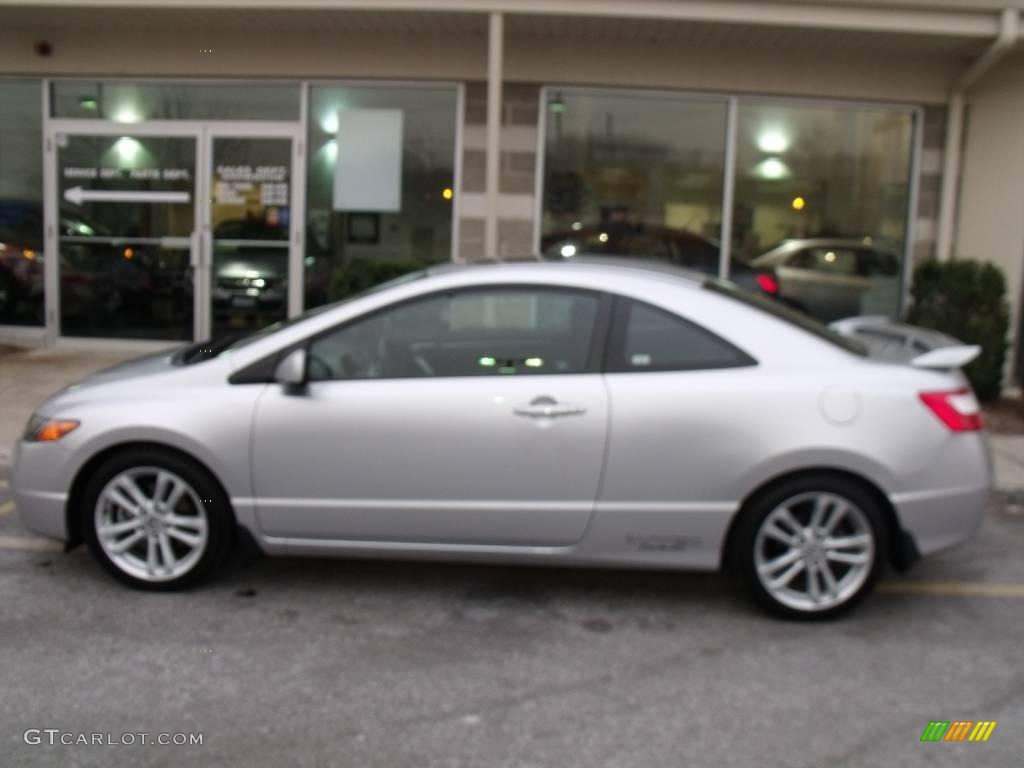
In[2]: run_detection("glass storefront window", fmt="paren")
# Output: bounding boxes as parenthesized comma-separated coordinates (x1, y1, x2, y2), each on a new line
(304, 84, 458, 308)
(732, 102, 914, 322)
(540, 89, 727, 277)
(0, 80, 44, 326)
(56, 134, 196, 339)
(51, 81, 300, 121)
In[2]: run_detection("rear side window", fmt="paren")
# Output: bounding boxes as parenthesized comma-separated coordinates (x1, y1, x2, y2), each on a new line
(607, 298, 755, 373)
(703, 278, 868, 356)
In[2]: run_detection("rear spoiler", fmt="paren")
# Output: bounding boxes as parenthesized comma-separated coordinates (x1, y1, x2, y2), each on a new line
(829, 316, 980, 369)
(911, 345, 981, 370)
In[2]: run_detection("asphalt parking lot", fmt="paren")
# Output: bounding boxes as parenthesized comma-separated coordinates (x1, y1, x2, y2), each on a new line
(1, 479, 1023, 768)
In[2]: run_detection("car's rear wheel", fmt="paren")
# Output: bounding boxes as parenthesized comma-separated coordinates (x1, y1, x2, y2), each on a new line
(82, 449, 231, 590)
(734, 475, 887, 619)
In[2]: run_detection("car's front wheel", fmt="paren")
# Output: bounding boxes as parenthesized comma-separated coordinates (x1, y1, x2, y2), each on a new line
(82, 449, 232, 590)
(734, 475, 887, 619)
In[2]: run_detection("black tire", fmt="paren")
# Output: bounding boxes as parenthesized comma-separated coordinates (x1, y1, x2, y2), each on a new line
(732, 474, 888, 620)
(81, 448, 233, 590)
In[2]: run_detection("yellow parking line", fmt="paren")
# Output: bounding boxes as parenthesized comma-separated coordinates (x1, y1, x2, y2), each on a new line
(0, 535, 62, 553)
(879, 580, 1024, 599)
(0, 501, 14, 516)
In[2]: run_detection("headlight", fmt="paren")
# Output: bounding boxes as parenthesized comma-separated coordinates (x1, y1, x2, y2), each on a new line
(23, 414, 80, 442)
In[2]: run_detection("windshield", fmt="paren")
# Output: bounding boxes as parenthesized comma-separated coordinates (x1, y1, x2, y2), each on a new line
(174, 269, 429, 365)
(703, 277, 868, 357)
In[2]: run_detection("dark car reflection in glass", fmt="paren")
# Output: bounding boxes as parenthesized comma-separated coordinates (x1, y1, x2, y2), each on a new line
(212, 217, 290, 336)
(0, 200, 191, 333)
(0, 200, 45, 325)
(540, 221, 767, 296)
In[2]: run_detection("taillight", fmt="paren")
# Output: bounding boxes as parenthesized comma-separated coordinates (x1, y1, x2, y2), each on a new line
(918, 389, 983, 432)
(756, 273, 779, 294)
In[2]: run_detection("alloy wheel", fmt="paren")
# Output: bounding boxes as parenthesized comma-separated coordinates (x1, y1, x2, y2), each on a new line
(94, 466, 209, 583)
(753, 491, 875, 613)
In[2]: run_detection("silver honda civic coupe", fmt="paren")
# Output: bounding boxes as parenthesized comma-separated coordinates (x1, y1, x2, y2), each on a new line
(13, 259, 992, 618)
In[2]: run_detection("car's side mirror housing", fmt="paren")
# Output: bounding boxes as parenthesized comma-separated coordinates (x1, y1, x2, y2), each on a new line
(273, 348, 307, 387)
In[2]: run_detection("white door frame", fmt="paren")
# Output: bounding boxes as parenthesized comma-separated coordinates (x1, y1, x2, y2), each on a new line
(44, 118, 303, 345)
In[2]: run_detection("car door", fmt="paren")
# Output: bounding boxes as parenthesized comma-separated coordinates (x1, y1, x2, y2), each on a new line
(250, 284, 610, 547)
(597, 296, 758, 566)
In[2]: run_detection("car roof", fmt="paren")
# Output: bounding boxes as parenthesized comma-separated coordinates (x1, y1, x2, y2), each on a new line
(425, 256, 708, 287)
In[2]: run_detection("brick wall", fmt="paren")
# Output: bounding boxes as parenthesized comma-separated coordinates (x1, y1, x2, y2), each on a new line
(913, 104, 946, 265)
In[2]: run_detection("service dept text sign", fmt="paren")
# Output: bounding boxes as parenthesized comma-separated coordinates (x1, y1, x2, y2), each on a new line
(62, 167, 192, 206)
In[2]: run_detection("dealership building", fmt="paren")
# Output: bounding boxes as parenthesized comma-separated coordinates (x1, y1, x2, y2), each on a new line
(1, 0, 1024, 374)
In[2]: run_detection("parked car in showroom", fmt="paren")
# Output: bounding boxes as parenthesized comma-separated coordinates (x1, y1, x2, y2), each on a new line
(540, 224, 766, 294)
(211, 218, 288, 327)
(0, 199, 153, 325)
(748, 238, 902, 322)
(13, 259, 990, 618)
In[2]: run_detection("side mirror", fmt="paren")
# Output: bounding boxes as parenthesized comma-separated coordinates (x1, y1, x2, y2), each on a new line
(273, 348, 307, 387)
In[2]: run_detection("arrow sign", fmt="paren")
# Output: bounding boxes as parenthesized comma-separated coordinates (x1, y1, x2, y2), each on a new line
(64, 186, 191, 205)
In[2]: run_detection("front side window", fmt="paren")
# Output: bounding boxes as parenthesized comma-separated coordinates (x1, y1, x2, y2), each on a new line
(607, 298, 754, 373)
(307, 288, 600, 381)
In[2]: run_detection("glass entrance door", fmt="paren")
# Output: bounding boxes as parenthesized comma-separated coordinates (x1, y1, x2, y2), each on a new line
(49, 124, 300, 342)
(55, 133, 197, 340)
(206, 134, 295, 338)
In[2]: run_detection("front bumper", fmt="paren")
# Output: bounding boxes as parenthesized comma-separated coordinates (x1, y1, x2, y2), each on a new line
(12, 440, 71, 541)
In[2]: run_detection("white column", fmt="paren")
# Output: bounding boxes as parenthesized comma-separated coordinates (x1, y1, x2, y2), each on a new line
(718, 96, 738, 279)
(935, 92, 963, 262)
(484, 11, 504, 260)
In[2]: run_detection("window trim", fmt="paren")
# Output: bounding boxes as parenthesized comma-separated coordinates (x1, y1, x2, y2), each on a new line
(603, 295, 757, 374)
(234, 282, 614, 384)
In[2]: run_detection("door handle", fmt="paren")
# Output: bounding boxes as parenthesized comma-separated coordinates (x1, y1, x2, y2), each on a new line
(514, 397, 586, 419)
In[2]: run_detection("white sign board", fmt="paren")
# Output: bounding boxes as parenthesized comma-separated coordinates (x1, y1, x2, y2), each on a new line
(333, 109, 403, 212)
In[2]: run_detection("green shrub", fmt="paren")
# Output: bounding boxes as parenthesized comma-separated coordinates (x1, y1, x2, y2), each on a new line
(330, 259, 429, 299)
(907, 259, 1009, 401)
